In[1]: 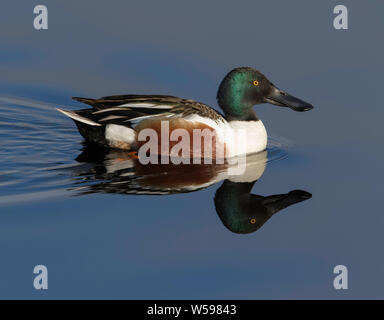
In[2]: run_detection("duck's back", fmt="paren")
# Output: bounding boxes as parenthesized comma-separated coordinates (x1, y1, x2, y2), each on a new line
(58, 94, 231, 158)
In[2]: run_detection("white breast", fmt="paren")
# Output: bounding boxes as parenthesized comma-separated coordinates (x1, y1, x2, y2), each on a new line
(224, 120, 267, 157)
(179, 115, 267, 158)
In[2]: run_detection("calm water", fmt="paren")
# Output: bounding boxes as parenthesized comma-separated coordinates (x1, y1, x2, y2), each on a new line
(0, 0, 383, 299)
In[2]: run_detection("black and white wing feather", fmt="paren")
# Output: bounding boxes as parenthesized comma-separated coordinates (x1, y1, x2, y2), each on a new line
(58, 95, 225, 127)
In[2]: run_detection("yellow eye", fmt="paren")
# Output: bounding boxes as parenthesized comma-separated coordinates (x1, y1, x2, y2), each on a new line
(253, 80, 259, 86)
(250, 218, 256, 224)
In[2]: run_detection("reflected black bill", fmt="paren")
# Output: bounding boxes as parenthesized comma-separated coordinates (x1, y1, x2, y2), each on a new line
(265, 87, 314, 112)
(261, 190, 312, 214)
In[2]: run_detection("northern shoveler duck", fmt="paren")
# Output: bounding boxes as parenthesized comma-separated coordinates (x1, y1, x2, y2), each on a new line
(58, 67, 313, 158)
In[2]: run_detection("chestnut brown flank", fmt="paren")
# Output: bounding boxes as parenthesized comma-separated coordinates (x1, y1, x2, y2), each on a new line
(135, 118, 226, 158)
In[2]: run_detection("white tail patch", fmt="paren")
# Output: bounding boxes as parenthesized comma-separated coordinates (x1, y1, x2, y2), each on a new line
(105, 124, 137, 145)
(56, 108, 101, 126)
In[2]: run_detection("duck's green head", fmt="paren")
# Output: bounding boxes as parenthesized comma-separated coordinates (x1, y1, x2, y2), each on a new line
(217, 67, 314, 121)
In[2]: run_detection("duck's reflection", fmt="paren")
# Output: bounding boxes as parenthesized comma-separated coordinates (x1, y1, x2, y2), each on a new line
(73, 145, 311, 234)
(215, 181, 311, 234)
